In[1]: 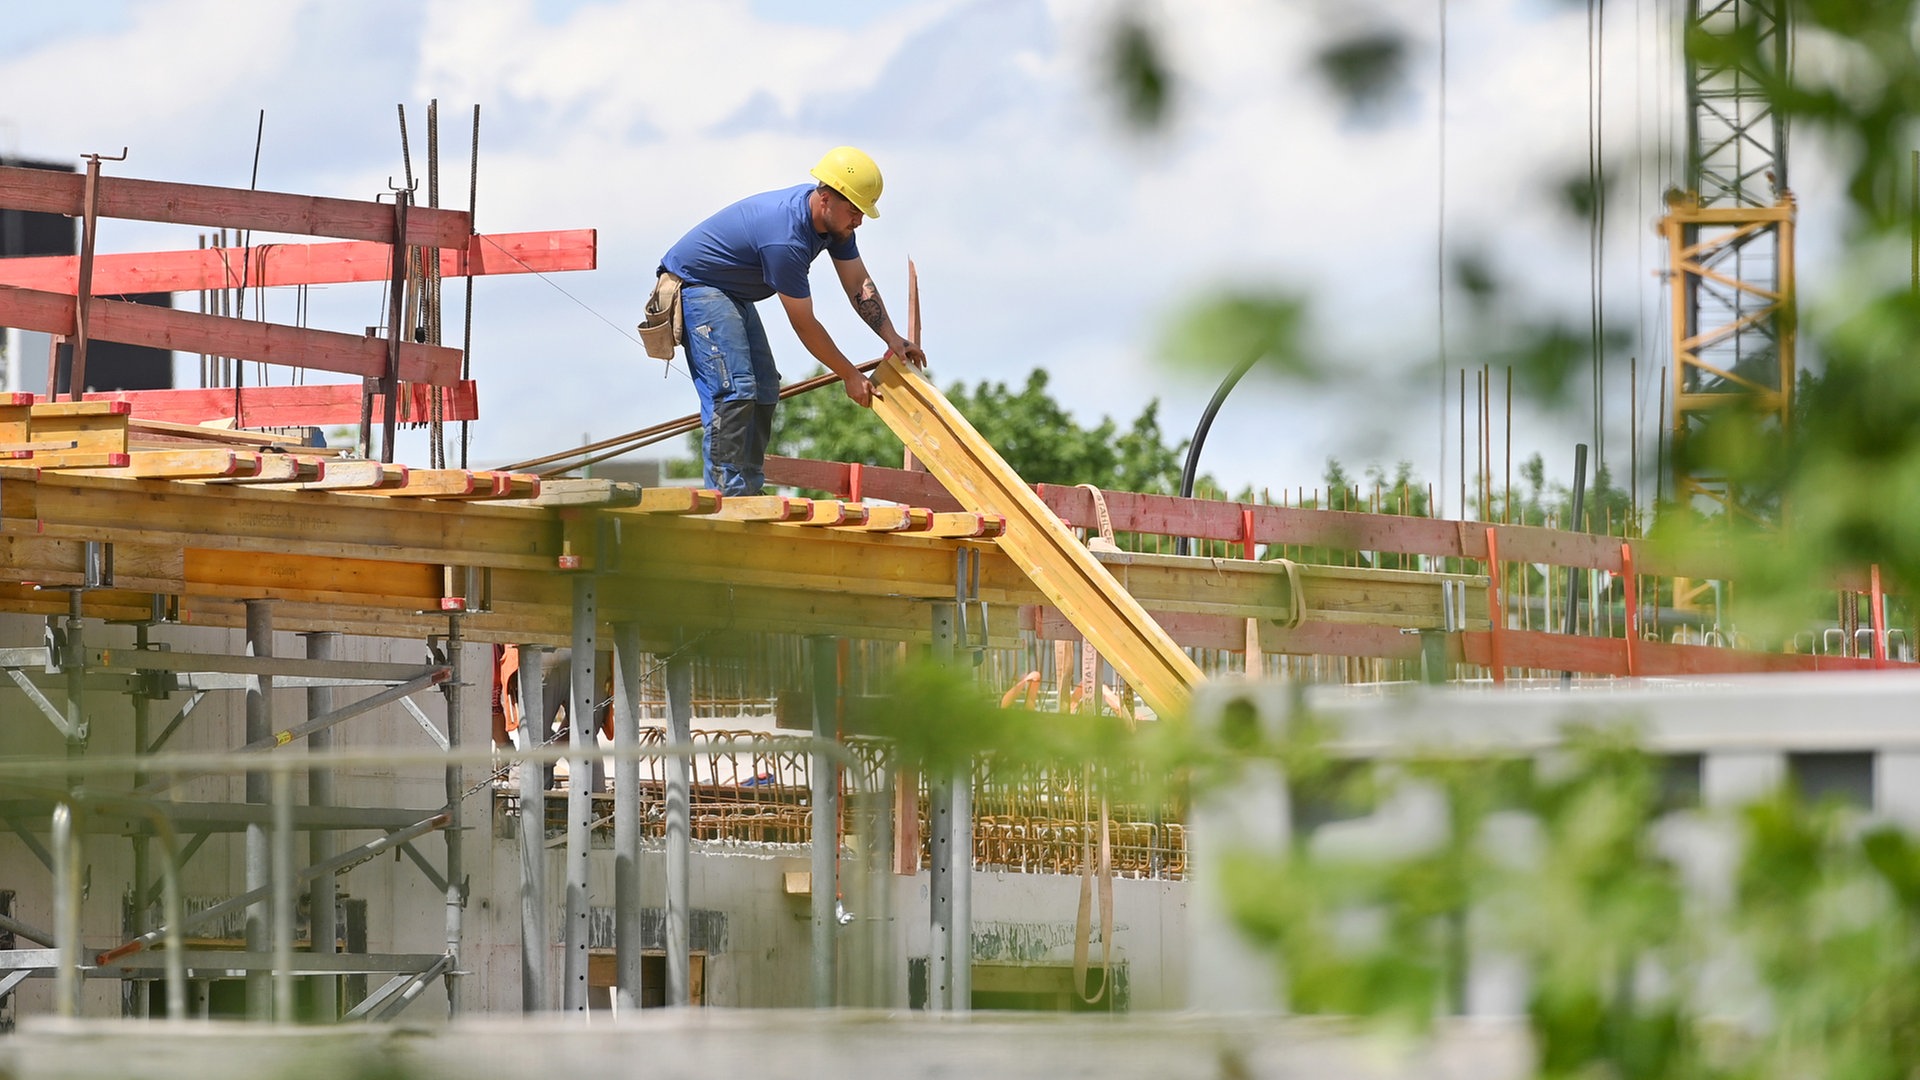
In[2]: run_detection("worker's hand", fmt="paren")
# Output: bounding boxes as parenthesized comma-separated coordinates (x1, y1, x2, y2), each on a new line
(844, 373, 874, 408)
(887, 334, 926, 369)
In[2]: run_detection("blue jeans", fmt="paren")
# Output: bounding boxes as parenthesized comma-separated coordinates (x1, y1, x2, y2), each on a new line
(680, 285, 781, 495)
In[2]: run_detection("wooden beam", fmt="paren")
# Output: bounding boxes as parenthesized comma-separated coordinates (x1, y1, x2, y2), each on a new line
(82, 383, 479, 427)
(0, 230, 596, 295)
(348, 469, 482, 498)
(870, 355, 1201, 718)
(256, 460, 407, 491)
(0, 285, 462, 385)
(781, 500, 868, 527)
(199, 455, 325, 485)
(634, 487, 722, 515)
(67, 449, 263, 480)
(0, 165, 470, 247)
(841, 506, 933, 533)
(712, 495, 811, 522)
(925, 512, 1006, 539)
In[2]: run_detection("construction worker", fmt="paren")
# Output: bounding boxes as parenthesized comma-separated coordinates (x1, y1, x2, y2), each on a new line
(650, 146, 925, 496)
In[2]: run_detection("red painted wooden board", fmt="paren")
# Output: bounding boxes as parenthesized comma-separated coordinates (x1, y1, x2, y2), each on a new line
(0, 285, 460, 385)
(764, 455, 962, 511)
(0, 165, 470, 247)
(0, 230, 597, 295)
(78, 382, 479, 427)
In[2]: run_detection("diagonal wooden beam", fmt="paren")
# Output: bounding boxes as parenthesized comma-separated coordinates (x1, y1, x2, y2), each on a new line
(0, 165, 470, 247)
(870, 355, 1202, 717)
(0, 285, 460, 384)
(0, 230, 595, 295)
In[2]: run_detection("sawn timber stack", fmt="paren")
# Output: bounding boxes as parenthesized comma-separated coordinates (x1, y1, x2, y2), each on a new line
(868, 354, 1205, 718)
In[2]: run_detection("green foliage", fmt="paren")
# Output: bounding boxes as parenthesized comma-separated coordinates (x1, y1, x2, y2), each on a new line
(1103, 7, 1173, 130)
(1200, 716, 1920, 1078)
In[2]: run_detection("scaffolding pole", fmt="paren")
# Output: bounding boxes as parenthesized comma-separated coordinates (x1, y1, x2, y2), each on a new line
(612, 623, 645, 1012)
(664, 642, 693, 1007)
(809, 635, 840, 1008)
(562, 579, 596, 1015)
(516, 645, 550, 1012)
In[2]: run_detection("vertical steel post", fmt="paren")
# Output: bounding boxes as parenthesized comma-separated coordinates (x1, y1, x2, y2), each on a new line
(664, 643, 694, 1007)
(516, 645, 550, 1012)
(63, 592, 87, 775)
(442, 617, 466, 1017)
(129, 656, 152, 1019)
(52, 803, 81, 1018)
(243, 599, 274, 1019)
(271, 770, 295, 1021)
(304, 631, 339, 1019)
(949, 749, 973, 1014)
(612, 623, 644, 1012)
(926, 604, 955, 1012)
(563, 580, 596, 1014)
(809, 636, 841, 1008)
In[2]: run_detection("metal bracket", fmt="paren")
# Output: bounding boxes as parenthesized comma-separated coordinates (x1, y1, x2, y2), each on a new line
(954, 548, 988, 666)
(399, 696, 450, 751)
(4, 668, 71, 738)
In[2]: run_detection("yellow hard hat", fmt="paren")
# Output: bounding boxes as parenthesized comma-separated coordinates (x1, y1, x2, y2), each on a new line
(810, 146, 883, 219)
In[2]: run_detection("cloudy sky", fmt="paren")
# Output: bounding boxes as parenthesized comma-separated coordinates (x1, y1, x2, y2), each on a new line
(1, 0, 1835, 510)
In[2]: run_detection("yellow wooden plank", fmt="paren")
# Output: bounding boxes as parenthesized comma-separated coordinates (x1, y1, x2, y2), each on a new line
(126, 418, 312, 447)
(0, 404, 29, 448)
(925, 511, 1006, 539)
(870, 355, 1202, 717)
(511, 479, 642, 508)
(199, 454, 326, 485)
(69, 449, 263, 480)
(634, 487, 722, 515)
(26, 400, 131, 419)
(781, 500, 867, 527)
(350, 468, 481, 497)
(20, 450, 130, 469)
(258, 460, 408, 490)
(839, 505, 933, 533)
(711, 495, 810, 522)
(29, 407, 129, 456)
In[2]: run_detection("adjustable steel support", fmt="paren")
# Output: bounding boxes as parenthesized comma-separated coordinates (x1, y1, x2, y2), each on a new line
(243, 599, 274, 1019)
(304, 631, 340, 1019)
(664, 640, 694, 1007)
(809, 635, 840, 1008)
(612, 623, 644, 1012)
(926, 603, 954, 1013)
(516, 645, 550, 1012)
(562, 576, 596, 1014)
(440, 616, 466, 1018)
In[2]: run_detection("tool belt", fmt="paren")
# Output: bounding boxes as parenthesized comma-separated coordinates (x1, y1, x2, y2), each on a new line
(638, 270, 684, 360)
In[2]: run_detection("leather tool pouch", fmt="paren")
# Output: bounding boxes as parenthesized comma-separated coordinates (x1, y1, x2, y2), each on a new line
(638, 271, 683, 360)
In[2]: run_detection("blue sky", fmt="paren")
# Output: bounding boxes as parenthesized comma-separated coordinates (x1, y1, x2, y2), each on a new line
(1, 0, 1836, 508)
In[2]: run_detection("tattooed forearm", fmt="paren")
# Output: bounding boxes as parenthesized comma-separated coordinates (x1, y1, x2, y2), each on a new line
(854, 277, 888, 333)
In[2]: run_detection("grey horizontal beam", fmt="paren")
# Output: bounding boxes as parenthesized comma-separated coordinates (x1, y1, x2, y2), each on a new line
(106, 951, 450, 976)
(0, 948, 448, 977)
(0, 801, 442, 836)
(85, 648, 446, 683)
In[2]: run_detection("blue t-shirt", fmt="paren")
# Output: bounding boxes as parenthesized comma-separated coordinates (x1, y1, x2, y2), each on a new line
(660, 184, 858, 303)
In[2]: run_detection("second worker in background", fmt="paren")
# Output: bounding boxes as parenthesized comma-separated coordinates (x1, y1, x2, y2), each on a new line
(649, 146, 925, 497)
